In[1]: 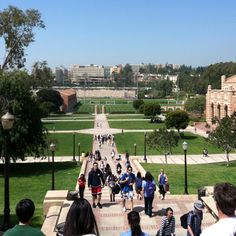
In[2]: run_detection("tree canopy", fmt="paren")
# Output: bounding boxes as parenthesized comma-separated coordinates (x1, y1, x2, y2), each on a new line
(208, 113, 236, 166)
(31, 61, 54, 88)
(165, 110, 189, 134)
(147, 128, 179, 163)
(0, 5, 45, 71)
(142, 103, 161, 122)
(0, 71, 47, 160)
(36, 89, 63, 113)
(184, 96, 206, 117)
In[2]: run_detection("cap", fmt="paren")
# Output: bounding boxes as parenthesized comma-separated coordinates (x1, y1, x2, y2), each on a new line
(194, 200, 204, 210)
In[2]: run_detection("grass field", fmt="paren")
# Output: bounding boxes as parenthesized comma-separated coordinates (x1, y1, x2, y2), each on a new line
(142, 162, 236, 194)
(109, 120, 165, 129)
(0, 162, 80, 227)
(107, 114, 146, 119)
(44, 114, 94, 120)
(114, 132, 222, 155)
(43, 121, 94, 130)
(47, 133, 93, 156)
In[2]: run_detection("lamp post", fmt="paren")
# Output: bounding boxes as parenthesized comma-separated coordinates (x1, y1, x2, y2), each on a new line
(134, 143, 137, 156)
(78, 142, 80, 164)
(182, 141, 188, 194)
(1, 112, 14, 230)
(72, 132, 75, 161)
(144, 132, 147, 162)
(50, 143, 56, 190)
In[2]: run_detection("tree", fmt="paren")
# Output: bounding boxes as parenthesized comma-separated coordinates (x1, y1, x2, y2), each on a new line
(36, 89, 63, 113)
(184, 96, 206, 117)
(31, 61, 54, 88)
(0, 5, 45, 71)
(143, 103, 161, 122)
(0, 71, 47, 160)
(165, 110, 189, 135)
(147, 128, 179, 163)
(208, 113, 236, 166)
(133, 99, 144, 110)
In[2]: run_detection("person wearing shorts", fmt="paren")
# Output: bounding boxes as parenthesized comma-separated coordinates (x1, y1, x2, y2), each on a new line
(120, 166, 136, 212)
(88, 162, 105, 208)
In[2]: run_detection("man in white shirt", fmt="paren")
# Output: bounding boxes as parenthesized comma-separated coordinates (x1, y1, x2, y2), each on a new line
(201, 182, 236, 236)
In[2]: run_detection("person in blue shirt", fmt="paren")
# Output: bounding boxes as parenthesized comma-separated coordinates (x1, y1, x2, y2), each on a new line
(120, 166, 136, 212)
(120, 211, 150, 236)
(158, 169, 168, 200)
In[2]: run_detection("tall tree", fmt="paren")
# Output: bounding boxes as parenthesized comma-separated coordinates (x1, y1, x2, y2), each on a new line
(147, 128, 179, 163)
(0, 5, 45, 71)
(143, 103, 161, 122)
(184, 96, 206, 117)
(36, 89, 63, 113)
(31, 61, 54, 88)
(208, 113, 236, 166)
(165, 110, 189, 135)
(0, 71, 47, 160)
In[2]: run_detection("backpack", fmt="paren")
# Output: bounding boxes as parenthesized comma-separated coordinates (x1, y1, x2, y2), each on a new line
(145, 181, 156, 197)
(180, 211, 194, 229)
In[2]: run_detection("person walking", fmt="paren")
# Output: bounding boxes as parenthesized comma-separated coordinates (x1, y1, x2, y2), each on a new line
(120, 166, 136, 212)
(201, 182, 236, 236)
(106, 170, 117, 202)
(77, 173, 86, 199)
(135, 172, 143, 200)
(158, 207, 175, 236)
(142, 171, 156, 217)
(88, 162, 105, 209)
(120, 211, 150, 236)
(158, 169, 168, 200)
(187, 200, 204, 236)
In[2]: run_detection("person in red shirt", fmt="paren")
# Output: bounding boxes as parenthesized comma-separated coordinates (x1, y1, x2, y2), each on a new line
(77, 174, 86, 199)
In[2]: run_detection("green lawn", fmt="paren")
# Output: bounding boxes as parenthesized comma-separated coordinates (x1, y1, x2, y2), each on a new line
(114, 132, 222, 155)
(109, 120, 165, 129)
(107, 114, 146, 119)
(43, 121, 94, 130)
(142, 162, 236, 194)
(0, 162, 80, 228)
(44, 114, 94, 120)
(47, 133, 93, 156)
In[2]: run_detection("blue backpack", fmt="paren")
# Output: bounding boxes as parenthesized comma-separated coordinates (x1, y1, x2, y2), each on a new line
(145, 181, 156, 197)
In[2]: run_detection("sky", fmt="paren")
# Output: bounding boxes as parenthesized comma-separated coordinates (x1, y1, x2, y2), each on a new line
(1, 0, 236, 71)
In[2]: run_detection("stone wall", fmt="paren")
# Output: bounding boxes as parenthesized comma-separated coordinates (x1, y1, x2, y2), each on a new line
(76, 88, 136, 98)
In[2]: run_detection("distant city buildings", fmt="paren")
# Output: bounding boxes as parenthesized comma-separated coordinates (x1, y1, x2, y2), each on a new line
(55, 66, 68, 85)
(54, 63, 181, 85)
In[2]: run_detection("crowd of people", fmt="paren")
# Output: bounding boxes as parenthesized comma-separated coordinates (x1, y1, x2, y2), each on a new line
(3, 180, 236, 236)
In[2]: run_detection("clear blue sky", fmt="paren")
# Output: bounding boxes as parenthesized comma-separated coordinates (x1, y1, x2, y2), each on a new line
(1, 0, 236, 70)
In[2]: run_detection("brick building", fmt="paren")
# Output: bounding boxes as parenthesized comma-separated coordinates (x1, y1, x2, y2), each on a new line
(59, 89, 77, 113)
(206, 74, 236, 125)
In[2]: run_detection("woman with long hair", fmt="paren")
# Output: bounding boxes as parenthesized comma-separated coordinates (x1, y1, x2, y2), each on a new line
(63, 198, 99, 236)
(120, 211, 149, 236)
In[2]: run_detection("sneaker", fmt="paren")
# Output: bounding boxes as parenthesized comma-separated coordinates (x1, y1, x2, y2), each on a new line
(97, 202, 102, 208)
(93, 203, 96, 208)
(123, 207, 126, 212)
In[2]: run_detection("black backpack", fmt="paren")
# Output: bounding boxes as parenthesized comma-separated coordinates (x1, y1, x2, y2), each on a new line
(180, 211, 193, 229)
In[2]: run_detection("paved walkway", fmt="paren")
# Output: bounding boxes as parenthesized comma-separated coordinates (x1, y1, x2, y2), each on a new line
(80, 114, 216, 236)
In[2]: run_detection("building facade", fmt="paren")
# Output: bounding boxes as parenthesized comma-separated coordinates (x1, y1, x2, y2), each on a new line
(206, 75, 236, 125)
(59, 89, 77, 113)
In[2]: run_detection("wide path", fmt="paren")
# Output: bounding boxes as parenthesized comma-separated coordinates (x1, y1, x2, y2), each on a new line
(80, 114, 216, 236)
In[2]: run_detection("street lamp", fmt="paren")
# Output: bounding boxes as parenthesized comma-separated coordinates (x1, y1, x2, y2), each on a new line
(182, 141, 188, 194)
(144, 132, 147, 162)
(134, 143, 137, 156)
(50, 143, 56, 190)
(72, 132, 75, 161)
(1, 112, 15, 230)
(78, 142, 80, 164)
